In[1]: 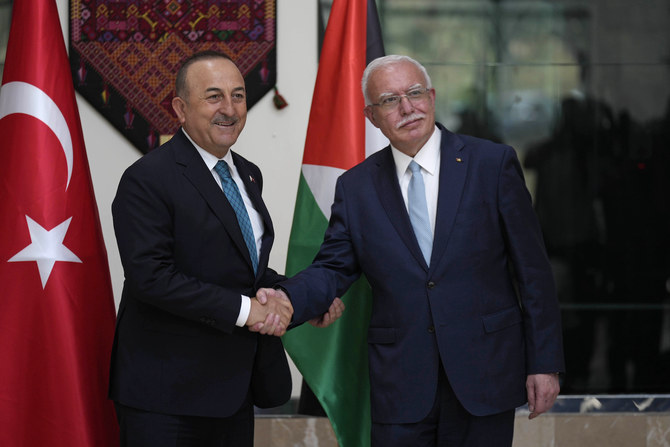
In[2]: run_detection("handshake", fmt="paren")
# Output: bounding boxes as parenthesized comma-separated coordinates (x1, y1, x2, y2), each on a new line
(245, 288, 345, 337)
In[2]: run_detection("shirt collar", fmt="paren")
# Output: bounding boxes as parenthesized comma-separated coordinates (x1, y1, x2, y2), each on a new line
(391, 125, 441, 178)
(181, 128, 235, 172)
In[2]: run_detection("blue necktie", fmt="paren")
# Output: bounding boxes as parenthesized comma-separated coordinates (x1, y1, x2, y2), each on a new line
(408, 160, 432, 264)
(214, 160, 258, 274)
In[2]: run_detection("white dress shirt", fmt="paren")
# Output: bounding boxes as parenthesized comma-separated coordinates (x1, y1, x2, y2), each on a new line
(391, 125, 442, 236)
(183, 129, 262, 327)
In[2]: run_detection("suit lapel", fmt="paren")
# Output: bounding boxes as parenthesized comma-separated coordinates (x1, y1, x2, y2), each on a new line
(373, 148, 429, 270)
(173, 132, 255, 273)
(431, 125, 467, 271)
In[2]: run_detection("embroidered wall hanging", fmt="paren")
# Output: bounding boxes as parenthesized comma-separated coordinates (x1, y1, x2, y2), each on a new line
(69, 0, 276, 153)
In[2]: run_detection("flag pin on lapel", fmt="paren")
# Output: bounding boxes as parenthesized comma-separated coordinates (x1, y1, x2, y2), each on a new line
(249, 175, 256, 183)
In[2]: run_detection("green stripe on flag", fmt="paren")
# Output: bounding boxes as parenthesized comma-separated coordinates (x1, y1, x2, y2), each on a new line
(283, 174, 373, 447)
(285, 173, 329, 273)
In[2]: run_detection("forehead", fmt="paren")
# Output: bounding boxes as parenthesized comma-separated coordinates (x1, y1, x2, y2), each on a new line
(186, 58, 245, 90)
(368, 61, 426, 95)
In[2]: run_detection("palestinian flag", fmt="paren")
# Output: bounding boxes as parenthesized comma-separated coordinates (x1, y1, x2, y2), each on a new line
(281, 0, 386, 445)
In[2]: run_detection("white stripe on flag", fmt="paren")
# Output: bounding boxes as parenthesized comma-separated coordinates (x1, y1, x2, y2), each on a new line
(302, 164, 346, 220)
(365, 119, 388, 158)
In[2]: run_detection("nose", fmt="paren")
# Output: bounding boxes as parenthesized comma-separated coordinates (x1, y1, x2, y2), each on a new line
(398, 95, 415, 114)
(217, 96, 235, 114)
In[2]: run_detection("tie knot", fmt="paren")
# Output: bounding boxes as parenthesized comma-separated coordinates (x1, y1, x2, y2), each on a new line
(409, 160, 422, 174)
(215, 160, 232, 179)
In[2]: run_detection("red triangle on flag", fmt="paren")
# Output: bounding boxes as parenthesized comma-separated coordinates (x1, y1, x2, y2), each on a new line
(301, 0, 369, 171)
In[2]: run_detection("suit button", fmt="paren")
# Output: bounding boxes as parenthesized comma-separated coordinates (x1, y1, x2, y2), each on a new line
(427, 281, 436, 289)
(428, 326, 435, 333)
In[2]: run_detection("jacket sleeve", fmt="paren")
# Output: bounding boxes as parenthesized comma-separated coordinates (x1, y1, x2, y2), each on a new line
(497, 146, 565, 374)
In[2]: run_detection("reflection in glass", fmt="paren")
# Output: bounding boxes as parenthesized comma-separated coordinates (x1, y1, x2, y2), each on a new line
(0, 1, 13, 83)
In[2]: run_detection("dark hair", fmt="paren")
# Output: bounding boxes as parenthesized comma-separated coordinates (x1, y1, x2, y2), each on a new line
(175, 51, 233, 98)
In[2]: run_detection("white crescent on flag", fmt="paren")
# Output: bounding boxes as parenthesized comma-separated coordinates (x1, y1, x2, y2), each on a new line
(0, 81, 80, 288)
(0, 81, 74, 189)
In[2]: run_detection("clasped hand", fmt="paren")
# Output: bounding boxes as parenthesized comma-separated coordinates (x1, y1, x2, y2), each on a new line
(245, 289, 293, 336)
(248, 288, 345, 336)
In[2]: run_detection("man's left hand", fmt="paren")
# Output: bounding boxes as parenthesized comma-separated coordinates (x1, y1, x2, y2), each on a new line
(309, 297, 345, 328)
(526, 373, 560, 420)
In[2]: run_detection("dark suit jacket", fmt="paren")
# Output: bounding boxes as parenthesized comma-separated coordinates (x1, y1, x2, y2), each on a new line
(281, 123, 564, 424)
(109, 129, 291, 418)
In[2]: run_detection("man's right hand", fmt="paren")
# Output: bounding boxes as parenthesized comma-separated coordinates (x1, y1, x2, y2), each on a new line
(245, 289, 293, 336)
(252, 288, 346, 333)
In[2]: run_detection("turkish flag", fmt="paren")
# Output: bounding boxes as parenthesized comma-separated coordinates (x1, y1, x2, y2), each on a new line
(0, 1, 119, 445)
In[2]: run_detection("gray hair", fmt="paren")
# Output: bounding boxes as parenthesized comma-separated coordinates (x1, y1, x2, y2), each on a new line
(361, 55, 433, 105)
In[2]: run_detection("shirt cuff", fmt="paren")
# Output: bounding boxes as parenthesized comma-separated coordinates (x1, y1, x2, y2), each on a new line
(236, 295, 251, 327)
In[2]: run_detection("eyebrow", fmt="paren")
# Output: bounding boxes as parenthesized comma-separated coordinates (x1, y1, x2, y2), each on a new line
(204, 86, 246, 94)
(378, 83, 424, 98)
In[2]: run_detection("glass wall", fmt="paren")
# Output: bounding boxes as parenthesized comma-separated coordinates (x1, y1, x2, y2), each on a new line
(0, 0, 11, 82)
(323, 0, 670, 394)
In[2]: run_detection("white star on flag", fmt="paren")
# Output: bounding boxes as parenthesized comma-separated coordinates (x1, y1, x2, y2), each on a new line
(8, 215, 82, 288)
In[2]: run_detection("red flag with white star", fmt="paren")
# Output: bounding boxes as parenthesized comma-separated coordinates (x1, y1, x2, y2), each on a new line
(0, 0, 119, 445)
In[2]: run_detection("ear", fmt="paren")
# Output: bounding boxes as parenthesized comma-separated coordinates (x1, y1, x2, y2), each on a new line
(364, 106, 380, 128)
(172, 97, 187, 124)
(428, 88, 436, 105)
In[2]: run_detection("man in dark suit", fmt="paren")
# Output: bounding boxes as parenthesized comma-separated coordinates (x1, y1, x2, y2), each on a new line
(108, 51, 296, 446)
(261, 55, 565, 446)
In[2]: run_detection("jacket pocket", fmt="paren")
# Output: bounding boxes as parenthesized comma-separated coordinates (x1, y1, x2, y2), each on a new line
(482, 306, 522, 333)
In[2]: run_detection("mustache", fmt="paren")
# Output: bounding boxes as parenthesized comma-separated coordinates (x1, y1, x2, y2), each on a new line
(213, 115, 238, 125)
(396, 113, 426, 129)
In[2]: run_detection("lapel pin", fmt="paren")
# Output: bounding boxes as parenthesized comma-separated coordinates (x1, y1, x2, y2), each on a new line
(249, 175, 256, 183)
(456, 158, 462, 162)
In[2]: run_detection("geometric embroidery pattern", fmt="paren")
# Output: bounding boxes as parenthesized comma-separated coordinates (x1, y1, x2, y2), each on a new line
(69, 0, 276, 153)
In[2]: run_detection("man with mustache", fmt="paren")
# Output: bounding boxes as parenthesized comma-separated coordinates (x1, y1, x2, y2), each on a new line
(109, 51, 303, 446)
(261, 55, 565, 446)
